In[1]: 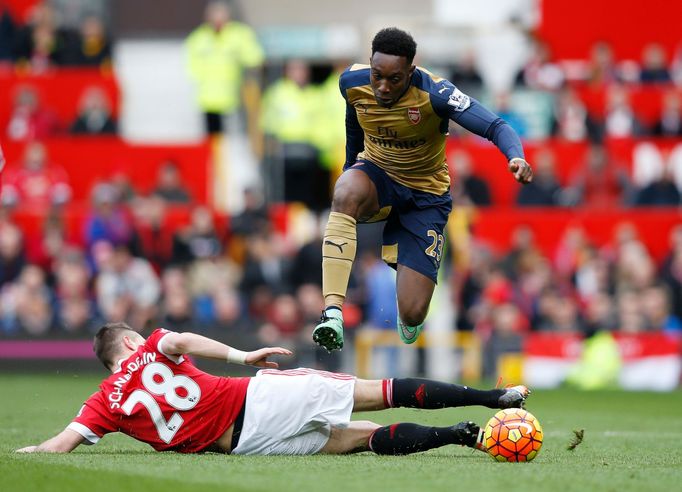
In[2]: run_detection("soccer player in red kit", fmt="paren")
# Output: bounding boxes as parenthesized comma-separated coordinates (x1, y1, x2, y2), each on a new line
(17, 323, 530, 456)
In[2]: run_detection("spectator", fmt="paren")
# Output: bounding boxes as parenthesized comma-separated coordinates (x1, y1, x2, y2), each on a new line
(25, 212, 69, 275)
(185, 0, 264, 135)
(481, 303, 526, 380)
(130, 195, 170, 271)
(551, 85, 600, 143)
(210, 286, 248, 333)
(1, 142, 71, 210)
(564, 144, 631, 208)
(110, 171, 137, 203)
(516, 148, 563, 206)
(574, 249, 613, 301)
(308, 62, 347, 179)
(152, 160, 191, 204)
(6, 86, 60, 141)
(259, 293, 302, 343)
(450, 49, 484, 96)
(70, 87, 117, 135)
(56, 296, 102, 335)
(582, 291, 617, 336)
(230, 187, 269, 237)
(160, 287, 195, 333)
(448, 149, 491, 206)
(640, 284, 682, 332)
(52, 247, 101, 335)
(171, 206, 222, 265)
(633, 165, 681, 206)
(536, 291, 583, 333)
(652, 90, 682, 137)
(517, 39, 564, 92)
(9, 264, 54, 336)
(0, 222, 26, 288)
(13, 0, 84, 72)
(83, 182, 137, 255)
(95, 244, 161, 327)
(603, 85, 644, 139)
(500, 225, 541, 281)
(240, 230, 289, 295)
(639, 43, 671, 84)
(71, 15, 111, 67)
(0, 6, 15, 62)
(661, 232, 682, 320)
(616, 289, 647, 333)
(261, 59, 328, 211)
(587, 41, 620, 85)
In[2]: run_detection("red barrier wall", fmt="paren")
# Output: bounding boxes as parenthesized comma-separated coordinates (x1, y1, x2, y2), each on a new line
(471, 208, 682, 262)
(0, 68, 120, 132)
(1, 137, 212, 203)
(539, 0, 682, 61)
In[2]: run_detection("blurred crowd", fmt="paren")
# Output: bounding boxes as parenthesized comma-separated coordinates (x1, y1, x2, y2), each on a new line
(0, 1, 111, 71)
(1, 1, 682, 377)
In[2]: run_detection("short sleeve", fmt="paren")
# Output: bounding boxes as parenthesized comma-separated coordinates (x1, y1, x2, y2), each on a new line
(68, 392, 117, 444)
(148, 328, 184, 364)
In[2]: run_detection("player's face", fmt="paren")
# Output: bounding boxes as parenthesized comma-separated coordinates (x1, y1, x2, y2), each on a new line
(369, 52, 415, 107)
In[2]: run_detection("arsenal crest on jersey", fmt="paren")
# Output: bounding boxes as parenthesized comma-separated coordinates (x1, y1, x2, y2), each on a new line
(407, 107, 421, 125)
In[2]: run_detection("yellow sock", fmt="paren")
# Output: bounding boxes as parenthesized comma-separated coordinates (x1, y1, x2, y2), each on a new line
(322, 212, 357, 309)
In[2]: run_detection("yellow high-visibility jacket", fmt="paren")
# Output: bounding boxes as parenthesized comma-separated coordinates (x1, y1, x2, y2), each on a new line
(186, 22, 264, 113)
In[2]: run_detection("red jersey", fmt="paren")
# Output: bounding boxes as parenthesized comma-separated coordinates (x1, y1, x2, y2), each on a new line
(68, 329, 250, 453)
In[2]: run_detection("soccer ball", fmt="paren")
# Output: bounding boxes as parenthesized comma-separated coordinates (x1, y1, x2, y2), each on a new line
(484, 408, 543, 462)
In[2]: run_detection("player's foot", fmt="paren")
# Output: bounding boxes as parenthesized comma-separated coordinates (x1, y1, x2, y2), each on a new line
(313, 311, 344, 351)
(452, 421, 485, 452)
(397, 320, 423, 344)
(498, 385, 531, 409)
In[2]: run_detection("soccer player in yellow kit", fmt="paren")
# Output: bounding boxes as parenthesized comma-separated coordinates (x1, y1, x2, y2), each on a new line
(313, 28, 533, 351)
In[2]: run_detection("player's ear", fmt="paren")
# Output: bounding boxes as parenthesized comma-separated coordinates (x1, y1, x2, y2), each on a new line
(122, 336, 138, 350)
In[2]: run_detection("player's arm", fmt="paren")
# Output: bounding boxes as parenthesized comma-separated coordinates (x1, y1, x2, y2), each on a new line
(433, 84, 533, 184)
(16, 429, 86, 454)
(455, 101, 532, 184)
(343, 102, 365, 169)
(160, 331, 292, 367)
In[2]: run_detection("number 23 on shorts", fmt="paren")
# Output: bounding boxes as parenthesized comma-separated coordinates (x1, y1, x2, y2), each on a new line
(425, 229, 444, 263)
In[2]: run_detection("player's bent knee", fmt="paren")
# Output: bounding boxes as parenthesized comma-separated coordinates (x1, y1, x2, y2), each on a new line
(399, 307, 428, 327)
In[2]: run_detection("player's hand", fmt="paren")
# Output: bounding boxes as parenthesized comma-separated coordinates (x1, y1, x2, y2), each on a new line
(245, 347, 293, 368)
(15, 446, 37, 453)
(508, 158, 533, 184)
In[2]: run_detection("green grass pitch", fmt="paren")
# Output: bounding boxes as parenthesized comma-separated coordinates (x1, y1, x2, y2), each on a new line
(1, 373, 681, 492)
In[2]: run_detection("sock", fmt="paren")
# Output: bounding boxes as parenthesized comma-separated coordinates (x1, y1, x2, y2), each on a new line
(383, 378, 504, 409)
(324, 306, 342, 320)
(322, 212, 357, 308)
(368, 423, 465, 455)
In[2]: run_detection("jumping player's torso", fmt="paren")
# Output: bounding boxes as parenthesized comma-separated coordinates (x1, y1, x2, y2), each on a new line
(341, 64, 452, 194)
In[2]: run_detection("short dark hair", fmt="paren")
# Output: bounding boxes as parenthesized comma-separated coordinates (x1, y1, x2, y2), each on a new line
(93, 322, 137, 370)
(371, 27, 417, 64)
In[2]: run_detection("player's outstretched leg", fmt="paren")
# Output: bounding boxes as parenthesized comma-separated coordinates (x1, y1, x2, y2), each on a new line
(381, 378, 530, 410)
(369, 421, 482, 455)
(315, 210, 358, 352)
(313, 307, 345, 351)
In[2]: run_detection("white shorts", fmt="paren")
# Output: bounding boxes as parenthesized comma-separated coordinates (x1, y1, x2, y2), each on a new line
(231, 368, 356, 455)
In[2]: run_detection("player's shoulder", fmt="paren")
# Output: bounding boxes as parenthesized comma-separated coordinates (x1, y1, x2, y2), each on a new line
(340, 64, 370, 91)
(412, 67, 472, 114)
(145, 328, 172, 348)
(412, 66, 453, 95)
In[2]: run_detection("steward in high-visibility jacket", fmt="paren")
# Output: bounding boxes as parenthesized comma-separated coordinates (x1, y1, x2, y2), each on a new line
(186, 1, 264, 133)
